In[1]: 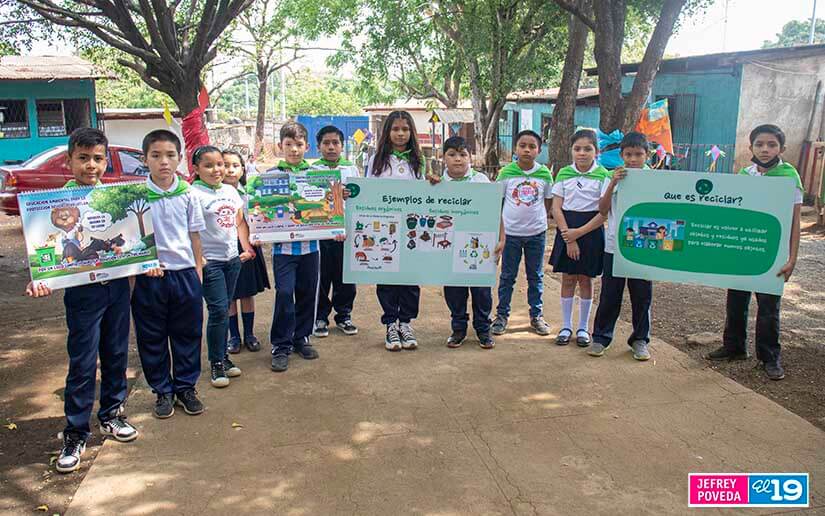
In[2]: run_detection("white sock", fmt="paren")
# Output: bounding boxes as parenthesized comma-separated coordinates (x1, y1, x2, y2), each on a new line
(561, 297, 574, 330)
(578, 298, 593, 331)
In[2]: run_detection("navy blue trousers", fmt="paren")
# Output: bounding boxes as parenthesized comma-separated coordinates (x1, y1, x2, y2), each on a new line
(723, 289, 781, 364)
(270, 252, 320, 354)
(132, 268, 203, 395)
(63, 278, 130, 439)
(376, 285, 420, 325)
(317, 240, 356, 324)
(592, 253, 653, 346)
(444, 286, 492, 333)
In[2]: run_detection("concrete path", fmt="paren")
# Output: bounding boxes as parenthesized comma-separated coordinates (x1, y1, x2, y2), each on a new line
(67, 276, 825, 515)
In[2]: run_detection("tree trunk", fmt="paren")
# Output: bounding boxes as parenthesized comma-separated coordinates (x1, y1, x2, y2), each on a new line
(592, 0, 627, 134)
(549, 2, 590, 172)
(255, 62, 268, 157)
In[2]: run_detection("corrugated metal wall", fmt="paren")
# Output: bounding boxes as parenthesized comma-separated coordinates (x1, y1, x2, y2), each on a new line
(296, 115, 369, 159)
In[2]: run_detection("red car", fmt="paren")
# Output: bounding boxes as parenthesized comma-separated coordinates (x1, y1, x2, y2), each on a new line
(0, 145, 149, 215)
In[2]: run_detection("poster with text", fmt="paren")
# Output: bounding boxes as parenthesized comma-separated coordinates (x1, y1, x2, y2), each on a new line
(613, 170, 796, 295)
(19, 182, 159, 290)
(343, 178, 503, 286)
(246, 169, 345, 242)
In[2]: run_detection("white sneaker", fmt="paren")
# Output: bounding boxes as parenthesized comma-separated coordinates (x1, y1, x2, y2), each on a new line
(313, 320, 329, 338)
(398, 322, 418, 350)
(100, 415, 139, 442)
(56, 435, 86, 473)
(385, 323, 402, 351)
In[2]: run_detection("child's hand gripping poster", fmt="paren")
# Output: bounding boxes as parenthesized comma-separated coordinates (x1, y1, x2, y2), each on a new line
(19, 182, 160, 290)
(246, 169, 346, 242)
(613, 169, 796, 295)
(343, 178, 504, 286)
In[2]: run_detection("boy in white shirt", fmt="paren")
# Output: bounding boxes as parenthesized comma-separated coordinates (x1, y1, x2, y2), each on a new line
(131, 130, 206, 418)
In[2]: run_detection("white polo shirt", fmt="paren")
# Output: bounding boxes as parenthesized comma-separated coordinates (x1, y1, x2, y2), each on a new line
(443, 167, 491, 184)
(551, 161, 606, 212)
(310, 160, 360, 181)
(192, 182, 243, 261)
(146, 176, 205, 270)
(366, 154, 421, 180)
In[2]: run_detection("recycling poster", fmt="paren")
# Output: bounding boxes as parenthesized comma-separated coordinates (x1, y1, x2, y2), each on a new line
(18, 182, 159, 290)
(613, 169, 796, 295)
(343, 178, 504, 286)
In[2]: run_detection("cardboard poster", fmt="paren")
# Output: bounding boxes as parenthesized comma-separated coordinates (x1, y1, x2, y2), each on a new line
(343, 178, 503, 286)
(246, 169, 345, 242)
(613, 170, 796, 295)
(19, 182, 159, 290)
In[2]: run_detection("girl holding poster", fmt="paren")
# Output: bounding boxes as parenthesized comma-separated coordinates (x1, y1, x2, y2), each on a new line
(549, 129, 609, 347)
(366, 111, 425, 351)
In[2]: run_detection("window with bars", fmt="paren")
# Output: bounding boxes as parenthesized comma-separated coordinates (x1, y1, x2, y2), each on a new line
(0, 99, 30, 139)
(36, 99, 92, 137)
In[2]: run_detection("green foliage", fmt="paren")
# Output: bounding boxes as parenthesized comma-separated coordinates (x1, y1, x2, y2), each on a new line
(286, 70, 361, 115)
(81, 47, 174, 109)
(89, 185, 150, 224)
(763, 19, 825, 48)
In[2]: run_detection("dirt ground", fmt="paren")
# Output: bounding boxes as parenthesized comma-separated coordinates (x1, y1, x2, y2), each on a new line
(1, 209, 823, 514)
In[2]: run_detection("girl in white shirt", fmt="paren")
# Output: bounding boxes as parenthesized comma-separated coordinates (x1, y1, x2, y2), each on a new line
(366, 111, 425, 351)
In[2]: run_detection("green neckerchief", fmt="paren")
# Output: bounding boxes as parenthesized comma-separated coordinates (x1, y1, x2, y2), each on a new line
(738, 161, 803, 191)
(446, 168, 478, 182)
(193, 179, 221, 191)
(391, 149, 411, 162)
(317, 157, 353, 168)
(277, 160, 310, 172)
(146, 179, 190, 202)
(555, 164, 610, 183)
(63, 179, 100, 188)
(496, 161, 554, 183)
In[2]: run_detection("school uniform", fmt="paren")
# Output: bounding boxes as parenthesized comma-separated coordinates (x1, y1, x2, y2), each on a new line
(132, 175, 205, 396)
(367, 153, 422, 324)
(59, 181, 130, 440)
(722, 161, 803, 365)
(268, 160, 321, 356)
(495, 161, 554, 319)
(192, 181, 244, 364)
(442, 168, 493, 334)
(592, 167, 653, 348)
(549, 162, 609, 277)
(311, 157, 359, 325)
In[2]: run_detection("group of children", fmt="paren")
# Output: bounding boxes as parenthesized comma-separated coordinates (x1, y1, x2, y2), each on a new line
(27, 112, 801, 475)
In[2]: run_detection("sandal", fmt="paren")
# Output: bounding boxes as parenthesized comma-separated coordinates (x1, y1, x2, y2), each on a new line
(556, 328, 572, 346)
(576, 329, 591, 347)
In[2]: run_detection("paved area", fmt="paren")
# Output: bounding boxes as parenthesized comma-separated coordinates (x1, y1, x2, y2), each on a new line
(67, 277, 825, 515)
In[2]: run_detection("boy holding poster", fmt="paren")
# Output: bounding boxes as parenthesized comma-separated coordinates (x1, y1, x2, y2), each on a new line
(312, 125, 359, 338)
(131, 130, 207, 417)
(706, 124, 802, 381)
(26, 128, 138, 474)
(268, 122, 321, 372)
(590, 132, 654, 360)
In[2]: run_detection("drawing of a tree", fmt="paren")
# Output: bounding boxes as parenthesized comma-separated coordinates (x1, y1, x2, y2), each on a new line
(89, 185, 151, 238)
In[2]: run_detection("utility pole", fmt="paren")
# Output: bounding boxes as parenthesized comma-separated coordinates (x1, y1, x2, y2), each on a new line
(244, 76, 250, 120)
(811, 0, 819, 45)
(722, 0, 730, 51)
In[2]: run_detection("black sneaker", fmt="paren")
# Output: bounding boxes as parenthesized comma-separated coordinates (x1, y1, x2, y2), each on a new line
(295, 341, 319, 360)
(227, 336, 241, 354)
(478, 331, 495, 349)
(175, 389, 204, 415)
(154, 393, 175, 419)
(210, 361, 229, 388)
(313, 320, 329, 338)
(446, 330, 466, 348)
(244, 334, 261, 352)
(271, 353, 289, 372)
(223, 357, 242, 377)
(56, 434, 86, 473)
(491, 315, 508, 335)
(764, 361, 785, 381)
(385, 323, 401, 351)
(336, 319, 359, 336)
(706, 346, 749, 361)
(99, 415, 138, 442)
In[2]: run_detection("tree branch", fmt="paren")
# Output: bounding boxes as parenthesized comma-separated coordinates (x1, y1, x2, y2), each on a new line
(554, 0, 596, 30)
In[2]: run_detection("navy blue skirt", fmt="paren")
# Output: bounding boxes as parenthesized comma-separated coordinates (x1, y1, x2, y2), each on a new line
(233, 242, 271, 299)
(549, 210, 604, 277)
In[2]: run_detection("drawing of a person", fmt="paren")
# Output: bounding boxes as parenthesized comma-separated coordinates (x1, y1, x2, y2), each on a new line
(50, 206, 84, 263)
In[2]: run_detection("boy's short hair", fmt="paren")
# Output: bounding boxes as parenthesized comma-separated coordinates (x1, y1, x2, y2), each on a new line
(515, 130, 542, 147)
(443, 136, 468, 153)
(316, 125, 344, 145)
(280, 121, 308, 142)
(571, 128, 598, 148)
(749, 124, 785, 147)
(620, 131, 648, 152)
(142, 129, 181, 155)
(68, 127, 108, 156)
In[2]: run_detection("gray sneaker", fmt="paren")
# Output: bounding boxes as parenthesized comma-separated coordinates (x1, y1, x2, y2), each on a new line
(632, 340, 651, 361)
(530, 316, 551, 336)
(764, 361, 785, 381)
(587, 342, 608, 357)
(491, 315, 508, 335)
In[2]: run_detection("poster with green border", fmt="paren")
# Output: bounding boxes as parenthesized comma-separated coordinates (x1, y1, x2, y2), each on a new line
(343, 178, 504, 286)
(612, 169, 796, 295)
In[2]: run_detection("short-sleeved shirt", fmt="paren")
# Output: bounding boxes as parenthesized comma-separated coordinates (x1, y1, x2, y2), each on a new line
(366, 154, 421, 180)
(443, 168, 491, 184)
(192, 182, 243, 261)
(551, 162, 607, 212)
(500, 162, 553, 237)
(146, 175, 205, 270)
(603, 166, 649, 254)
(740, 161, 803, 205)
